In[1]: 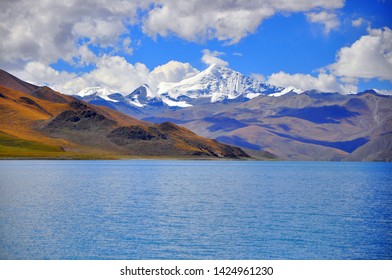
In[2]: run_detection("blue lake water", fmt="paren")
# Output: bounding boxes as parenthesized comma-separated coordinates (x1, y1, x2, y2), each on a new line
(0, 160, 391, 260)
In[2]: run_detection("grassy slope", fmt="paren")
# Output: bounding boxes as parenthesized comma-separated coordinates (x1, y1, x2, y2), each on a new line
(0, 86, 121, 159)
(0, 130, 64, 157)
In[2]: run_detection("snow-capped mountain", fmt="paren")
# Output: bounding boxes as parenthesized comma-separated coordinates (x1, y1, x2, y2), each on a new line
(157, 64, 283, 104)
(270, 86, 304, 97)
(75, 65, 293, 111)
(126, 84, 161, 108)
(125, 84, 192, 108)
(77, 87, 119, 102)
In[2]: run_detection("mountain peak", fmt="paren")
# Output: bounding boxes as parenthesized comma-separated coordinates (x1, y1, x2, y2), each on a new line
(77, 86, 115, 97)
(76, 65, 284, 108)
(203, 63, 237, 76)
(157, 64, 281, 103)
(77, 86, 119, 102)
(205, 63, 227, 72)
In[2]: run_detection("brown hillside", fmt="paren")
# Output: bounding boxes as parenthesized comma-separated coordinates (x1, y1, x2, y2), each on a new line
(0, 70, 249, 159)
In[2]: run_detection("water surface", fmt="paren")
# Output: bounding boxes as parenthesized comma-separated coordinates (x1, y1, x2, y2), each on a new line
(0, 160, 391, 259)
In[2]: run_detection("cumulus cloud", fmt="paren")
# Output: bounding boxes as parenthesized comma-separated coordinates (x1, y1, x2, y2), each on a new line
(72, 19, 125, 46)
(374, 89, 392, 96)
(0, 0, 350, 95)
(0, 0, 345, 71)
(329, 27, 392, 81)
(80, 55, 152, 94)
(13, 62, 78, 90)
(142, 0, 344, 44)
(267, 71, 357, 93)
(13, 58, 201, 95)
(75, 44, 98, 66)
(306, 11, 340, 34)
(0, 0, 150, 70)
(151, 61, 199, 83)
(201, 49, 229, 66)
(267, 26, 392, 93)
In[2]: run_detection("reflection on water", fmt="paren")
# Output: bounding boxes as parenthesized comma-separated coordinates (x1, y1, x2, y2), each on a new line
(0, 160, 391, 259)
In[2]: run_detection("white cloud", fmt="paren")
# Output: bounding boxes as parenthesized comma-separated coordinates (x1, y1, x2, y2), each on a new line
(77, 55, 151, 94)
(75, 44, 98, 66)
(72, 19, 125, 46)
(13, 57, 202, 95)
(0, 0, 345, 70)
(250, 73, 266, 82)
(374, 89, 392, 96)
(151, 61, 199, 83)
(2, 0, 362, 96)
(352, 17, 369, 28)
(0, 0, 150, 70)
(121, 37, 134, 55)
(12, 62, 78, 91)
(267, 71, 357, 93)
(142, 0, 344, 44)
(201, 49, 229, 66)
(329, 27, 392, 81)
(0, 0, 346, 90)
(306, 11, 340, 34)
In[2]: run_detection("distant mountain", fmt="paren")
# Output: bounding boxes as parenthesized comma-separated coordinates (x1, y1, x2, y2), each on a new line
(145, 90, 392, 161)
(78, 87, 119, 102)
(4, 67, 390, 161)
(0, 69, 249, 159)
(75, 64, 288, 116)
(70, 65, 392, 161)
(127, 84, 164, 107)
(157, 64, 284, 104)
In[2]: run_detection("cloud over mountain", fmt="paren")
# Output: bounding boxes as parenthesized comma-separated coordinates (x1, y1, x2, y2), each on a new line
(201, 50, 229, 67)
(151, 61, 200, 84)
(14, 58, 201, 96)
(0, 0, 344, 70)
(267, 72, 358, 93)
(329, 27, 392, 82)
(0, 0, 390, 95)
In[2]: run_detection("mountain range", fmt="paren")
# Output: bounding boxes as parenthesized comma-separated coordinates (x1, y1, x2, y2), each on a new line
(0, 69, 249, 159)
(149, 90, 392, 161)
(74, 65, 392, 161)
(76, 64, 289, 118)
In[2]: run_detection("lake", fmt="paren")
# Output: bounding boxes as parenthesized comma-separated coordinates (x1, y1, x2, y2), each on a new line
(0, 160, 391, 259)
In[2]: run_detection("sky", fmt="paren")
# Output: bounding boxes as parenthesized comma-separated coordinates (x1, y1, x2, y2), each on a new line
(0, 0, 391, 95)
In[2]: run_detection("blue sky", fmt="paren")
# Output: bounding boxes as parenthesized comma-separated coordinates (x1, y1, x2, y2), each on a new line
(1, 0, 391, 94)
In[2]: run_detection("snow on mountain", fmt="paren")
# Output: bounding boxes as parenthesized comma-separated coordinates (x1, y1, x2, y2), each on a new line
(75, 65, 299, 109)
(77, 87, 119, 102)
(157, 64, 282, 103)
(373, 89, 392, 96)
(126, 84, 164, 108)
(160, 97, 193, 108)
(270, 86, 304, 97)
(127, 84, 192, 108)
